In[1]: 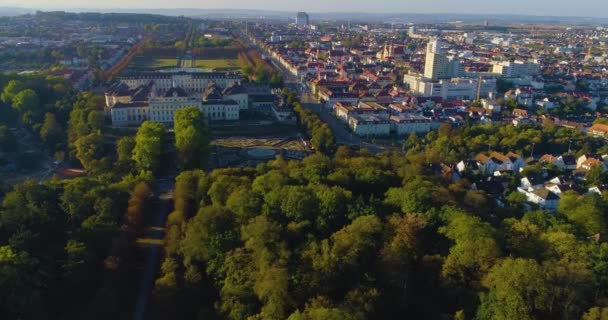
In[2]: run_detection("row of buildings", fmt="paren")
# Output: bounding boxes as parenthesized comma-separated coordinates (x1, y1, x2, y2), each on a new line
(334, 101, 435, 136)
(455, 151, 608, 211)
(403, 39, 541, 100)
(246, 19, 608, 138)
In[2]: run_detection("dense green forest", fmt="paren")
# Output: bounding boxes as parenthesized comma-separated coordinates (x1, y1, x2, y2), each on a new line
(0, 73, 160, 319)
(142, 95, 608, 320)
(0, 169, 154, 318)
(0, 74, 72, 160)
(147, 147, 608, 320)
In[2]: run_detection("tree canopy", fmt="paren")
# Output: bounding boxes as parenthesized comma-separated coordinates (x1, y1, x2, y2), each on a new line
(132, 121, 165, 173)
(174, 107, 210, 169)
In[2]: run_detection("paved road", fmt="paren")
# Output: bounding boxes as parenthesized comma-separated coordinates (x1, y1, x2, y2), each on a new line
(133, 176, 175, 320)
(300, 97, 386, 153)
(180, 54, 194, 68)
(240, 31, 388, 153)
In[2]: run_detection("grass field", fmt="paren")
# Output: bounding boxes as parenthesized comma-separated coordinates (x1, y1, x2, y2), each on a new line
(194, 58, 240, 71)
(127, 56, 179, 70)
(192, 47, 240, 59)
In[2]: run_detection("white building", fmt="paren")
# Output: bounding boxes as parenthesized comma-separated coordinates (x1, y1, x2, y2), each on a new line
(149, 87, 202, 124)
(424, 39, 449, 80)
(390, 114, 432, 135)
(456, 160, 480, 175)
(318, 89, 359, 109)
(223, 83, 249, 111)
(492, 60, 540, 78)
(348, 114, 391, 137)
(518, 187, 560, 211)
(474, 152, 525, 175)
(553, 155, 577, 170)
(200, 84, 240, 121)
(107, 69, 245, 126)
(201, 101, 240, 121)
(536, 97, 556, 110)
(110, 102, 150, 126)
(404, 75, 497, 100)
(271, 105, 296, 123)
(481, 93, 501, 113)
(105, 82, 152, 110)
(120, 70, 240, 94)
(423, 39, 463, 80)
(408, 26, 417, 37)
(334, 101, 389, 124)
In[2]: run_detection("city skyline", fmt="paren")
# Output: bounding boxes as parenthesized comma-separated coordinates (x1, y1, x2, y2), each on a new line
(3, 0, 608, 18)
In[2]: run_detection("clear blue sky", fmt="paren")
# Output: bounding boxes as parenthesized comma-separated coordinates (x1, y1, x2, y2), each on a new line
(2, 0, 608, 18)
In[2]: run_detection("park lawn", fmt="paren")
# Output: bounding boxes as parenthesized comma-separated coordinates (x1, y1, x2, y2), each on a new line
(194, 58, 240, 71)
(193, 46, 240, 59)
(128, 56, 179, 70)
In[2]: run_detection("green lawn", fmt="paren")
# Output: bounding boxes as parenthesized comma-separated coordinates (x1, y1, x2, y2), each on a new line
(194, 59, 240, 71)
(128, 56, 179, 70)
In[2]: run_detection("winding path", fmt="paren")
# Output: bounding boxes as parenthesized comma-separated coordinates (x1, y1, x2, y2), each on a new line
(133, 177, 175, 320)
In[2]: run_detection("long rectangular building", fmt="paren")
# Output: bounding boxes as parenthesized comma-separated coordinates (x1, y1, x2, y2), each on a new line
(492, 60, 540, 78)
(403, 75, 496, 100)
(120, 70, 241, 94)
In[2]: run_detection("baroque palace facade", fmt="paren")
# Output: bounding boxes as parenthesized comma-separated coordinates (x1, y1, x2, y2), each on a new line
(106, 69, 245, 126)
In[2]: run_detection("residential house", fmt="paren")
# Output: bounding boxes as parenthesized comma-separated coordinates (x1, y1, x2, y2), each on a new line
(588, 185, 608, 195)
(536, 97, 556, 110)
(456, 160, 480, 175)
(546, 183, 578, 197)
(588, 123, 608, 138)
(512, 108, 529, 118)
(520, 176, 544, 190)
(540, 154, 577, 170)
(473, 176, 508, 197)
(577, 154, 606, 171)
(554, 155, 578, 170)
(474, 152, 525, 175)
(518, 187, 560, 211)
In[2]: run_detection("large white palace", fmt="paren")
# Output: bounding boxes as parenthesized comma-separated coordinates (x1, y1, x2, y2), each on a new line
(106, 69, 247, 126)
(119, 70, 241, 93)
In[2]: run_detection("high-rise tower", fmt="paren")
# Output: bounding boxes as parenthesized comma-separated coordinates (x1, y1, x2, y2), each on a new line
(424, 38, 450, 80)
(296, 12, 310, 26)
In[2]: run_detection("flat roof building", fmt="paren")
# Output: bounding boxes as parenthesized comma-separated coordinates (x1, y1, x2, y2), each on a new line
(492, 60, 540, 78)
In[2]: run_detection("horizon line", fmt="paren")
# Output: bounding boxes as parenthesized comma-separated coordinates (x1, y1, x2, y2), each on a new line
(4, 6, 608, 20)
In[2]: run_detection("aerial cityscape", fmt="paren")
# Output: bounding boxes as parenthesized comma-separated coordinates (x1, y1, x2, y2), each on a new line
(1, 2, 608, 320)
